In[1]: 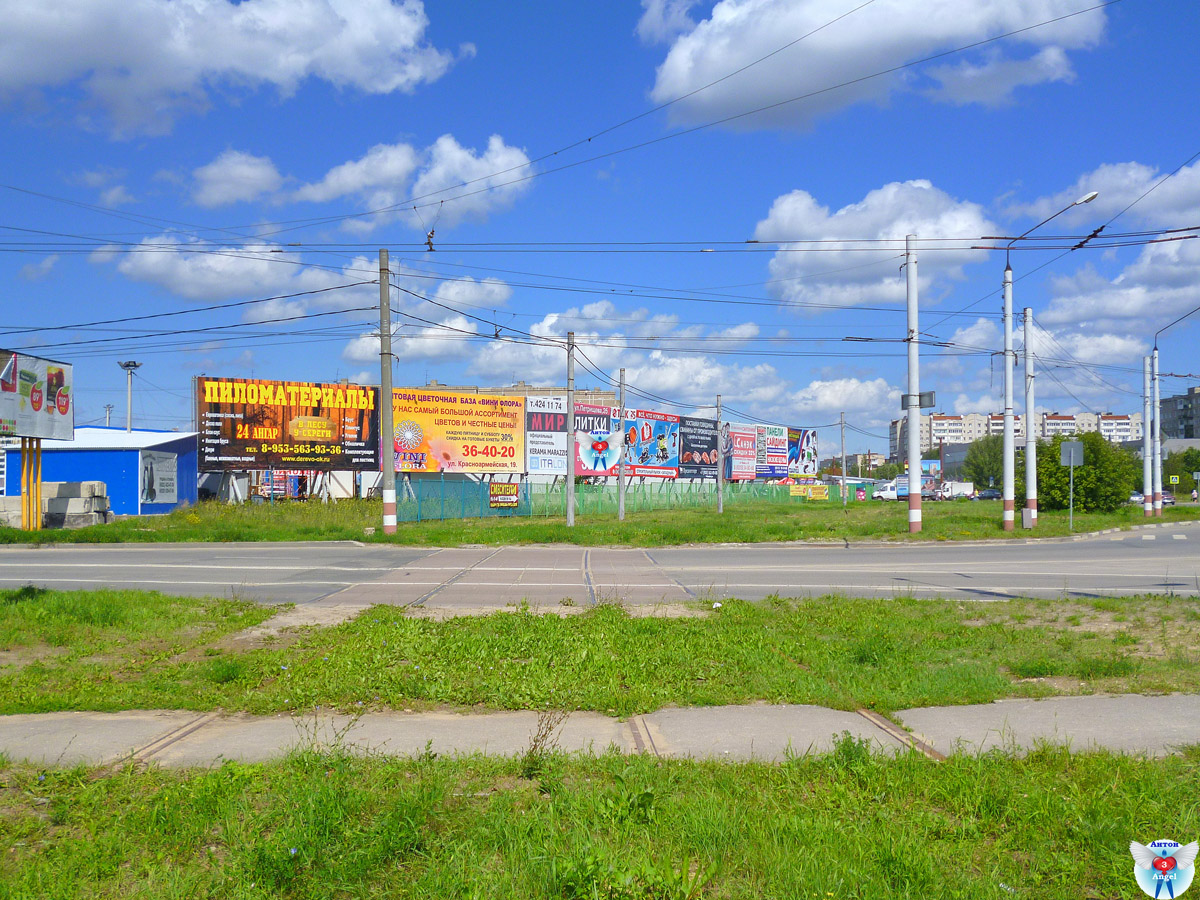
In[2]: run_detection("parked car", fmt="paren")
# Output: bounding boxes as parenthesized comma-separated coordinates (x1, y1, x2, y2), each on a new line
(1130, 490, 1144, 505)
(1163, 490, 1176, 506)
(974, 488, 1002, 500)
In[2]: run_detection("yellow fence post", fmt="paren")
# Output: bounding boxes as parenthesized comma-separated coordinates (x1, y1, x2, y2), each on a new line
(34, 438, 42, 531)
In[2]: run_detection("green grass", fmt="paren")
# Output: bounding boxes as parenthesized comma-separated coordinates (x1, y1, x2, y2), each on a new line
(0, 587, 273, 713)
(2, 496, 1198, 546)
(2, 742, 1197, 898)
(5, 591, 1198, 717)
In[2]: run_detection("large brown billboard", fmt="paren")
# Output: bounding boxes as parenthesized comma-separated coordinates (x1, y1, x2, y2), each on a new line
(197, 377, 380, 471)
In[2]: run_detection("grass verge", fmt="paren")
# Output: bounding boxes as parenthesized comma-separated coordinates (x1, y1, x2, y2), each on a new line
(4, 591, 1198, 716)
(0, 587, 273, 713)
(2, 743, 1198, 898)
(2, 497, 1198, 546)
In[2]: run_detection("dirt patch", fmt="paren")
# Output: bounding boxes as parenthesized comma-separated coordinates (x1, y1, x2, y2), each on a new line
(624, 603, 709, 619)
(404, 604, 588, 621)
(0, 644, 70, 670)
(402, 602, 708, 620)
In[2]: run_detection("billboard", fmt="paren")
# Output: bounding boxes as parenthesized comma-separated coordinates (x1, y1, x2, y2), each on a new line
(525, 395, 569, 475)
(723, 423, 757, 481)
(139, 450, 177, 506)
(197, 377, 379, 471)
(0, 351, 73, 440)
(621, 409, 680, 478)
(679, 415, 718, 479)
(788, 427, 819, 477)
(574, 404, 623, 476)
(392, 389, 524, 474)
(756, 424, 789, 478)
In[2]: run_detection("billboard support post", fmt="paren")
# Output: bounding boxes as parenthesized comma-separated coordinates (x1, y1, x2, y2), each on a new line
(716, 394, 723, 514)
(618, 367, 626, 522)
(566, 332, 575, 527)
(379, 249, 397, 535)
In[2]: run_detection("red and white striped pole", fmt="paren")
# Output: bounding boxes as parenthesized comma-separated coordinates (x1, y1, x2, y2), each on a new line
(905, 234, 921, 534)
(379, 249, 397, 534)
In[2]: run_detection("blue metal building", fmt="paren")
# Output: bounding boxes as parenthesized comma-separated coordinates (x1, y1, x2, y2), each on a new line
(4, 426, 198, 516)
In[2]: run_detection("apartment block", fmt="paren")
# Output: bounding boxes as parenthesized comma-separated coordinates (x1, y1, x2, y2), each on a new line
(1160, 386, 1200, 439)
(889, 410, 1142, 460)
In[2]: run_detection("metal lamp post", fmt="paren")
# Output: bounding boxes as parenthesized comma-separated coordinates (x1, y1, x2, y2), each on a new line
(118, 361, 141, 432)
(1000, 190, 1098, 531)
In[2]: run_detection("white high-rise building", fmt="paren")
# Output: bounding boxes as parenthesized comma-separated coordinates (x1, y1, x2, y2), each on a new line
(889, 410, 1143, 461)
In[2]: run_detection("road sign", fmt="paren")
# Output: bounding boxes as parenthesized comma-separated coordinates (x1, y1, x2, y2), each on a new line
(1060, 441, 1083, 467)
(900, 391, 936, 410)
(1170, 475, 1180, 485)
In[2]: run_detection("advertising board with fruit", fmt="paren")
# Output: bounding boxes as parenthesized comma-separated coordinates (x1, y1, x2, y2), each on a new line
(0, 351, 73, 440)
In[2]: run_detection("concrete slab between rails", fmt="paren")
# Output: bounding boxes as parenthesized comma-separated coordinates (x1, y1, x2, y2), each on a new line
(6, 696, 1199, 768)
(0, 710, 203, 767)
(634, 704, 907, 761)
(144, 710, 631, 767)
(896, 694, 1200, 757)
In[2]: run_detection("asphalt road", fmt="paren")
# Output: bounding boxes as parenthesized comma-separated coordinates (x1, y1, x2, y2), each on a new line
(0, 521, 1197, 609)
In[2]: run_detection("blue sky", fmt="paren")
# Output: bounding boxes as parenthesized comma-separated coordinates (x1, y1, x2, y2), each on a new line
(2, 0, 1198, 457)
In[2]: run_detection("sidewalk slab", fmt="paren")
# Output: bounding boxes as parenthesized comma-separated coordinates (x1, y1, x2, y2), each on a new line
(897, 694, 1200, 757)
(640, 704, 905, 761)
(0, 710, 198, 766)
(140, 710, 630, 767)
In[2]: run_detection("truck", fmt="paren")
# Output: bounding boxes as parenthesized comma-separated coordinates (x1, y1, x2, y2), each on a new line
(937, 480, 974, 500)
(874, 476, 910, 501)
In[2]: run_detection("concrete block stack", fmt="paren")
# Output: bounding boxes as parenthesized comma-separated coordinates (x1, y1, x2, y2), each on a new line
(0, 482, 113, 529)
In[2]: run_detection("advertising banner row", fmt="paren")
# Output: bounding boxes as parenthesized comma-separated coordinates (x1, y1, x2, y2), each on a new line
(196, 378, 819, 480)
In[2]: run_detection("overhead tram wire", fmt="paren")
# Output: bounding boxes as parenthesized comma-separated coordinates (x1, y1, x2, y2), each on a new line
(232, 0, 1123, 238)
(0, 281, 376, 338)
(1028, 313, 1141, 398)
(924, 144, 1200, 338)
(7, 307, 377, 354)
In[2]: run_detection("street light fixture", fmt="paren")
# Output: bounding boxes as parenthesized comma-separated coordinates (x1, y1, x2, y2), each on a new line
(1149, 299, 1200, 517)
(1000, 190, 1098, 531)
(118, 361, 141, 433)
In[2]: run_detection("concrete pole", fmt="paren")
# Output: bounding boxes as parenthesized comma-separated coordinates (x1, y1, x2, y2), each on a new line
(618, 367, 626, 522)
(1023, 307, 1037, 527)
(1143, 356, 1153, 517)
(566, 332, 575, 527)
(1153, 347, 1162, 516)
(716, 394, 724, 514)
(379, 250, 397, 535)
(905, 234, 921, 534)
(104, 404, 113, 427)
(119, 361, 141, 432)
(840, 411, 847, 508)
(1002, 264, 1015, 531)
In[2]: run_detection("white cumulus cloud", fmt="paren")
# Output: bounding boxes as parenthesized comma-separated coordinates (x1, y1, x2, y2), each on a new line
(193, 150, 283, 207)
(649, 0, 1105, 129)
(0, 0, 465, 135)
(926, 45, 1074, 106)
(19, 254, 58, 280)
(1009, 160, 1200, 229)
(636, 0, 699, 44)
(753, 179, 996, 312)
(292, 134, 532, 233)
